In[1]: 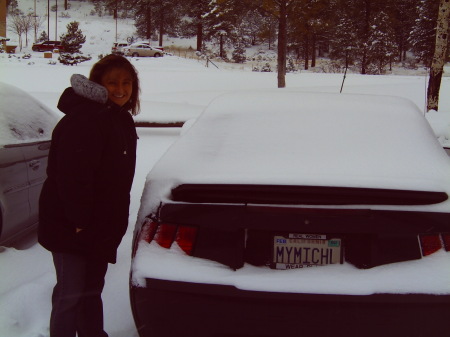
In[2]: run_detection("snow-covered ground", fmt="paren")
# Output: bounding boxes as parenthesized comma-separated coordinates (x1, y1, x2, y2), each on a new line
(1, 56, 449, 337)
(1, 1, 450, 336)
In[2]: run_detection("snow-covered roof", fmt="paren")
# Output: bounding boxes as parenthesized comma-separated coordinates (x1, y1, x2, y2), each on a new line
(0, 82, 60, 146)
(142, 90, 450, 213)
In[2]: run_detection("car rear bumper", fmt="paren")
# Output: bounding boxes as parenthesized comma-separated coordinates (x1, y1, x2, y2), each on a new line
(130, 277, 450, 337)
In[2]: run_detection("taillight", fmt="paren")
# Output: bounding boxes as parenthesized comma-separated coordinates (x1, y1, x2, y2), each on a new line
(139, 218, 158, 243)
(419, 233, 450, 256)
(138, 217, 197, 255)
(154, 223, 177, 249)
(176, 226, 198, 255)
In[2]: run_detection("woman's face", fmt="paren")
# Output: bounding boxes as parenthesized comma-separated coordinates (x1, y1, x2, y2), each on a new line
(101, 68, 133, 107)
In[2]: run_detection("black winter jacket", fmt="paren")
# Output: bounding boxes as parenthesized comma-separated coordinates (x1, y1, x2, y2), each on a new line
(38, 75, 137, 263)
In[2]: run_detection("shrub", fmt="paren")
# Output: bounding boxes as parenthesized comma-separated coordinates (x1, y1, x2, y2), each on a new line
(59, 53, 91, 66)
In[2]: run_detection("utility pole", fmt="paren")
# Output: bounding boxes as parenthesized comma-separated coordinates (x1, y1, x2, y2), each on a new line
(34, 0, 37, 42)
(115, 0, 118, 42)
(47, 0, 50, 40)
(55, 0, 58, 40)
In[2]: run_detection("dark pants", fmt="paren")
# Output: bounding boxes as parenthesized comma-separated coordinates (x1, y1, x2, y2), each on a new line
(51, 252, 109, 337)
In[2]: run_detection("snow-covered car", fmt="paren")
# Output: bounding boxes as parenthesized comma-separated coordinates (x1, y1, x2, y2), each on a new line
(31, 40, 64, 52)
(111, 41, 129, 55)
(130, 91, 450, 337)
(124, 43, 163, 58)
(0, 82, 59, 246)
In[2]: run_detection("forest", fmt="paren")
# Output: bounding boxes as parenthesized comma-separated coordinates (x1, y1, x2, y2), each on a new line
(88, 0, 447, 75)
(6, 0, 449, 76)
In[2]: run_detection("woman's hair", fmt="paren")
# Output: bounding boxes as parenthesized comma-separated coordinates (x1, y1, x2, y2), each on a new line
(89, 54, 141, 116)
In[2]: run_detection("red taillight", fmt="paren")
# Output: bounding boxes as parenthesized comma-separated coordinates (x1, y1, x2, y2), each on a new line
(419, 234, 442, 256)
(154, 223, 177, 249)
(138, 218, 197, 255)
(139, 218, 158, 243)
(176, 226, 198, 255)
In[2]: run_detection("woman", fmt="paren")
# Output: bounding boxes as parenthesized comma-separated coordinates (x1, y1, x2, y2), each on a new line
(39, 54, 140, 337)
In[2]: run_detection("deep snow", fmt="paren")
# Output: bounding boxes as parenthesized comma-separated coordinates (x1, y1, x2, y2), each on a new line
(1, 0, 450, 336)
(2, 60, 449, 337)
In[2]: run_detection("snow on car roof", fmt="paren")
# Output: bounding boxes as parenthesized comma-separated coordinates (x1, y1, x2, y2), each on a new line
(0, 82, 60, 146)
(142, 90, 450, 213)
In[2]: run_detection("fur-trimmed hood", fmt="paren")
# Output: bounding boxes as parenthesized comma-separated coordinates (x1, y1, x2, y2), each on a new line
(57, 74, 108, 115)
(71, 74, 108, 104)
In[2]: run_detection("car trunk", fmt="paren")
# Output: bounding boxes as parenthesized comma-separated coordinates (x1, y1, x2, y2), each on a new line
(140, 184, 450, 270)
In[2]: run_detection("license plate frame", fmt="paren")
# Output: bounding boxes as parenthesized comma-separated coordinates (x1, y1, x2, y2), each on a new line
(271, 233, 343, 270)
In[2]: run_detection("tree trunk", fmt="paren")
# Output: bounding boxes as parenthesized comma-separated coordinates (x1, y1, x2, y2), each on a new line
(304, 35, 309, 70)
(196, 20, 203, 52)
(427, 0, 450, 112)
(361, 0, 371, 75)
(146, 4, 152, 41)
(159, 8, 164, 47)
(219, 34, 224, 58)
(277, 0, 287, 88)
(311, 33, 316, 68)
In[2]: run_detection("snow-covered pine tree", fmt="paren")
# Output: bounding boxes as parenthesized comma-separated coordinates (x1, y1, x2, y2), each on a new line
(408, 0, 439, 66)
(232, 42, 246, 63)
(366, 11, 397, 74)
(329, 12, 359, 70)
(390, 0, 418, 62)
(60, 21, 86, 54)
(39, 31, 49, 43)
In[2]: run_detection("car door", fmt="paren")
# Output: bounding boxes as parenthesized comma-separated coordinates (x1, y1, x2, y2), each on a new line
(21, 141, 51, 225)
(0, 145, 30, 244)
(142, 45, 152, 57)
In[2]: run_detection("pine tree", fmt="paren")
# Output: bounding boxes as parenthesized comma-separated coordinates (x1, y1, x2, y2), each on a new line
(7, 0, 22, 16)
(366, 11, 397, 74)
(134, 1, 156, 41)
(60, 21, 86, 54)
(133, 0, 181, 45)
(179, 0, 217, 51)
(232, 41, 246, 63)
(329, 12, 359, 69)
(39, 31, 49, 42)
(288, 0, 331, 70)
(389, 0, 419, 62)
(409, 0, 439, 66)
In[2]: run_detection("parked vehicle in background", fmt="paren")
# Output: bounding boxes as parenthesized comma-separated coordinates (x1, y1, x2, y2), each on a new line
(130, 91, 450, 337)
(124, 43, 163, 57)
(31, 40, 64, 52)
(111, 41, 129, 55)
(0, 82, 59, 246)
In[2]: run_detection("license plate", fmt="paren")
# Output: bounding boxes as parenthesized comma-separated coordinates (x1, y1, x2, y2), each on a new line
(271, 233, 342, 269)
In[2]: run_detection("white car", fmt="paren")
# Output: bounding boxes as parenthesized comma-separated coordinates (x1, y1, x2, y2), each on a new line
(0, 82, 59, 245)
(124, 43, 163, 58)
(111, 41, 129, 55)
(130, 91, 450, 337)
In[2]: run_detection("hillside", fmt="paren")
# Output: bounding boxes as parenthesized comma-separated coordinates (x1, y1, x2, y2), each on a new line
(9, 0, 196, 56)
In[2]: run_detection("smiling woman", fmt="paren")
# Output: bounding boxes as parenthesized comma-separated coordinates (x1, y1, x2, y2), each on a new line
(38, 54, 141, 337)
